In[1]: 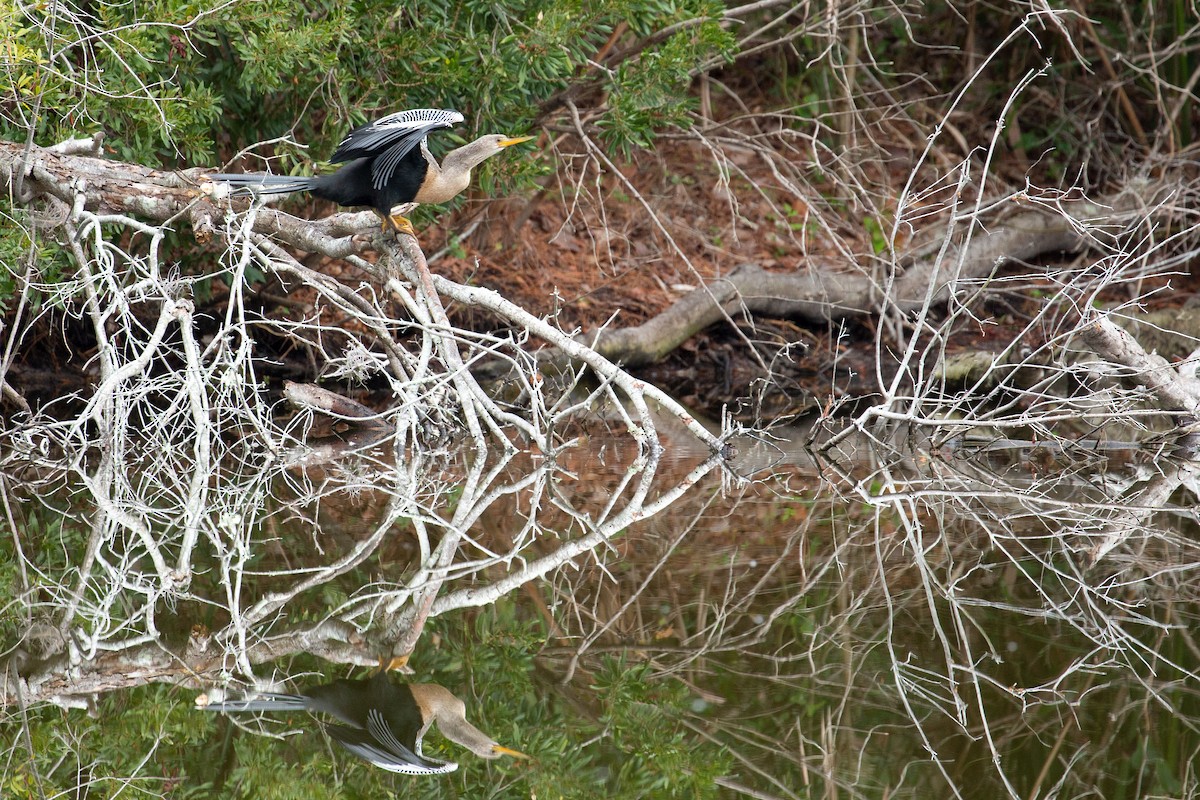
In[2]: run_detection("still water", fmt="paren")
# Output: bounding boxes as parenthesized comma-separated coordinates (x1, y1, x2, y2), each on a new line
(1, 411, 1198, 799)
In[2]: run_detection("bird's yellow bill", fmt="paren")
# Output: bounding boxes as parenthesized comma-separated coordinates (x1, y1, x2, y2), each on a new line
(498, 136, 534, 148)
(493, 745, 530, 759)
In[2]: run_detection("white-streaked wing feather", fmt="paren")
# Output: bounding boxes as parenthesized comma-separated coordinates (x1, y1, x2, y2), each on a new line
(330, 735, 432, 774)
(366, 709, 417, 760)
(369, 107, 464, 131)
(331, 108, 463, 163)
(367, 709, 457, 774)
(325, 719, 458, 776)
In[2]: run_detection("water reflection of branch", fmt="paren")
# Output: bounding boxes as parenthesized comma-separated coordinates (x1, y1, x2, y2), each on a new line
(430, 453, 725, 616)
(560, 505, 698, 684)
(0, 173, 736, 715)
(1089, 458, 1200, 562)
(813, 418, 1200, 798)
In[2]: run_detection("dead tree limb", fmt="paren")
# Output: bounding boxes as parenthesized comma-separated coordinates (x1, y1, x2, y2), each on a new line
(0, 619, 375, 708)
(586, 200, 1107, 367)
(0, 139, 375, 258)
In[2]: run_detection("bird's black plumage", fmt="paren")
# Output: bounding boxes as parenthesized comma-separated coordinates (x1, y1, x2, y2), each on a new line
(330, 108, 463, 190)
(303, 672, 448, 774)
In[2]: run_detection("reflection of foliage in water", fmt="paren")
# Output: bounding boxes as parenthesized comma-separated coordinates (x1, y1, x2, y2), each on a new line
(2, 603, 730, 799)
(4, 436, 1200, 798)
(520, 459, 1200, 799)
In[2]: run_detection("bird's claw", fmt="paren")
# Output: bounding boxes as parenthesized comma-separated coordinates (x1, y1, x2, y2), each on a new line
(387, 214, 417, 238)
(374, 654, 410, 674)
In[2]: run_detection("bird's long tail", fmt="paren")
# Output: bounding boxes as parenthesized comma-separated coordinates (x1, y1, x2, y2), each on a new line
(196, 691, 308, 713)
(208, 173, 316, 195)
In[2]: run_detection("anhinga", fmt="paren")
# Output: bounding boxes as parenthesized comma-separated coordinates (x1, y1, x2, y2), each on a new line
(196, 670, 527, 775)
(209, 108, 532, 236)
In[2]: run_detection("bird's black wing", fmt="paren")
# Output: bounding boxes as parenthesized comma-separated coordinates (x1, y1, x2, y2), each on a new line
(323, 713, 457, 775)
(324, 724, 432, 775)
(367, 128, 439, 191)
(330, 109, 463, 164)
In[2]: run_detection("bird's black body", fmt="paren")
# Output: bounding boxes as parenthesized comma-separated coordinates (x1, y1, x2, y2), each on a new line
(300, 672, 436, 772)
(210, 108, 462, 226)
(307, 155, 427, 213)
(300, 671, 421, 731)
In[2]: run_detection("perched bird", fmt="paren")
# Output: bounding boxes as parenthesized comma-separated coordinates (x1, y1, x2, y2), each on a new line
(196, 670, 527, 775)
(209, 108, 532, 236)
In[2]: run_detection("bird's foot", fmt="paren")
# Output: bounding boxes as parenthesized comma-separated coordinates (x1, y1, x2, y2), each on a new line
(386, 214, 417, 238)
(374, 654, 410, 674)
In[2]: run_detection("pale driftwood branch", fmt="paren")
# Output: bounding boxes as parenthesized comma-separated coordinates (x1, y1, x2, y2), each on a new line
(426, 272, 723, 449)
(0, 139, 378, 257)
(283, 381, 387, 426)
(44, 132, 106, 157)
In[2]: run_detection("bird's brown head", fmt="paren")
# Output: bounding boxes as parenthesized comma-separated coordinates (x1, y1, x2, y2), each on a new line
(441, 134, 533, 176)
(490, 744, 530, 760)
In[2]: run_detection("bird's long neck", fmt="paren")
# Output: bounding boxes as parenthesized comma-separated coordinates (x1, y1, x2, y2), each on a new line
(410, 684, 498, 758)
(414, 139, 466, 204)
(414, 136, 501, 204)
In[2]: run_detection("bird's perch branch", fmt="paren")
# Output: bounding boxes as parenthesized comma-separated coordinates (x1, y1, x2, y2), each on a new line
(0, 619, 375, 708)
(0, 139, 372, 257)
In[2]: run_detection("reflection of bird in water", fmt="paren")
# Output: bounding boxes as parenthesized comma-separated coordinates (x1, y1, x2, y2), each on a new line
(196, 669, 528, 774)
(209, 108, 532, 236)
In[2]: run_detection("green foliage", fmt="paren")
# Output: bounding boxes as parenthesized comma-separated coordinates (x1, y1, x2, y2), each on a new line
(862, 215, 889, 255)
(446, 234, 468, 260)
(6, 0, 222, 165)
(0, 207, 73, 317)
(588, 660, 728, 797)
(0, 541, 22, 655)
(1, 685, 216, 800)
(598, 7, 733, 156)
(0, 221, 32, 316)
(1, 0, 735, 169)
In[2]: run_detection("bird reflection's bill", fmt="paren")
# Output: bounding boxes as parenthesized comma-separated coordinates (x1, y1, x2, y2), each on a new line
(492, 744, 530, 759)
